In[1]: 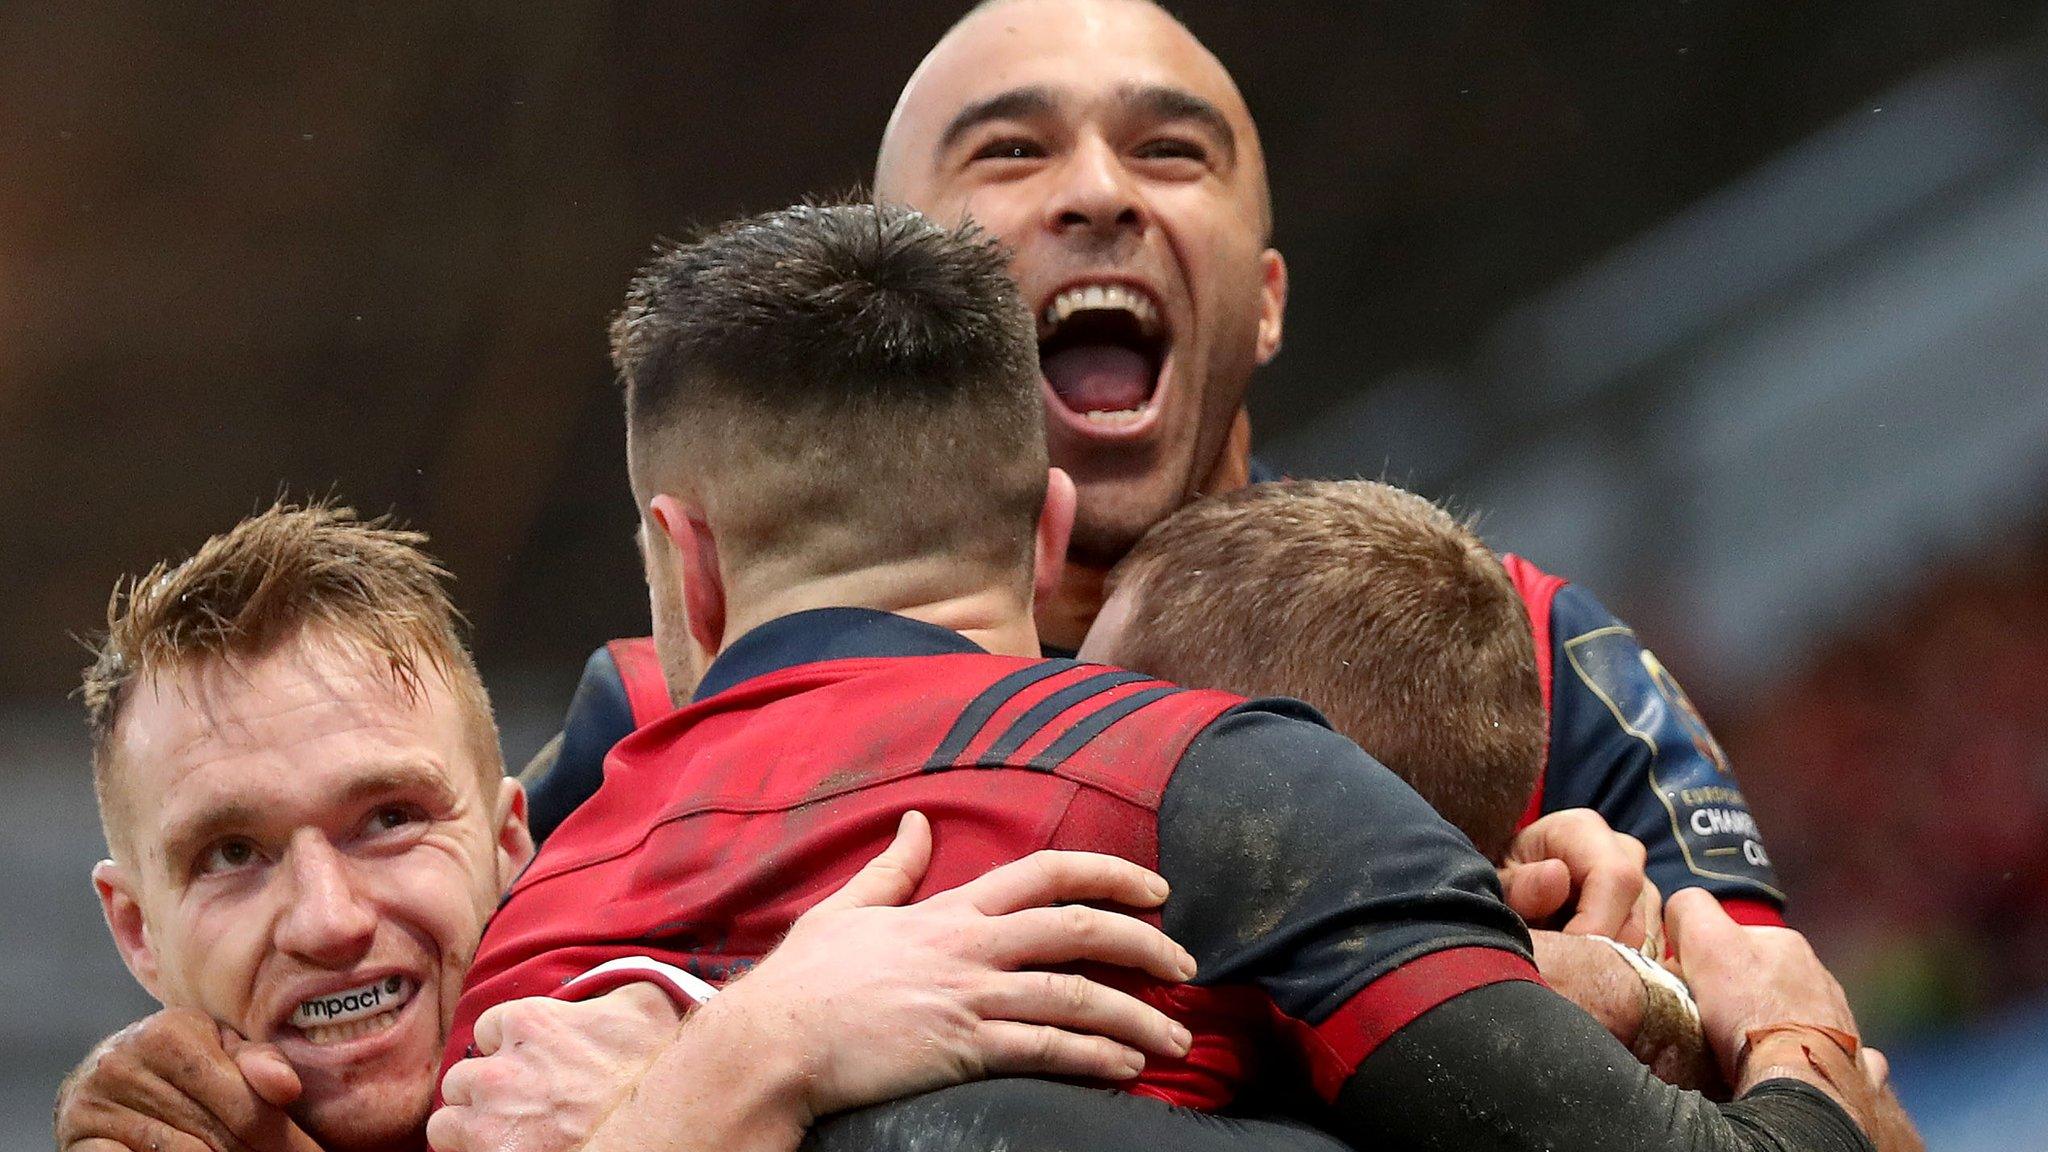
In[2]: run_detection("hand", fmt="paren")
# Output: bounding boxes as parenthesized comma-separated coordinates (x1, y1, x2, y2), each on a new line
(683, 810, 1197, 1124)
(1499, 808, 1660, 948)
(54, 1007, 318, 1152)
(1663, 888, 1858, 1090)
(428, 983, 684, 1152)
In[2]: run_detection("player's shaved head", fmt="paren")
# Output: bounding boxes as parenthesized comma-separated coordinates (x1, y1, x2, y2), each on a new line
(871, 0, 1287, 591)
(876, 0, 1272, 238)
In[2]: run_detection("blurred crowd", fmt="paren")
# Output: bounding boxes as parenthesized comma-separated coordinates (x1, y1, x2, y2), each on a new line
(1729, 528, 2048, 1040)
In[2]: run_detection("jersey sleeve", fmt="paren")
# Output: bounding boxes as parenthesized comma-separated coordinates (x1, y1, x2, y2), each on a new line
(1337, 979, 1875, 1152)
(520, 645, 638, 846)
(1158, 699, 1541, 1101)
(1543, 583, 1787, 919)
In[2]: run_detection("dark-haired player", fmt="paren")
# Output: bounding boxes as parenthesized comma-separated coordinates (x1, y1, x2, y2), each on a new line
(527, 2, 1787, 990)
(450, 200, 1885, 1152)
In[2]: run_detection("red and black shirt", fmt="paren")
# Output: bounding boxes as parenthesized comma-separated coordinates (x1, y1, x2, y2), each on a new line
(459, 608, 1539, 1111)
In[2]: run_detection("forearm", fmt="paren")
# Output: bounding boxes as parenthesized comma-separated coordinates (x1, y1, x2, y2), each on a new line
(1334, 981, 1874, 1152)
(1535, 930, 1722, 1092)
(1530, 931, 1642, 1040)
(583, 994, 809, 1152)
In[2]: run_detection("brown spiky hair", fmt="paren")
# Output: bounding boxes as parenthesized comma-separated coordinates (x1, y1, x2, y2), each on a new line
(82, 499, 500, 849)
(1101, 480, 1542, 862)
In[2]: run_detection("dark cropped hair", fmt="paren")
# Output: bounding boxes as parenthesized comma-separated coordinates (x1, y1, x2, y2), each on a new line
(611, 199, 1047, 580)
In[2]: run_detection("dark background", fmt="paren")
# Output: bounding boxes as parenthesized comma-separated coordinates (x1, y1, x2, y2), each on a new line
(3, 0, 2030, 690)
(6, 4, 2047, 1148)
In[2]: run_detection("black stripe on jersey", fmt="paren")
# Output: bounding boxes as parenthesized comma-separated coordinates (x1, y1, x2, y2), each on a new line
(974, 668, 1155, 765)
(1024, 685, 1180, 772)
(923, 659, 1082, 771)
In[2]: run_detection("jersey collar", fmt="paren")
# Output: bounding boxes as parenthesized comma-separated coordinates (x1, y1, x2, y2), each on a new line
(693, 607, 987, 703)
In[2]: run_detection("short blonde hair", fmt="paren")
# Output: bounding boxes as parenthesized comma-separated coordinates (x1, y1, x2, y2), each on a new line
(83, 499, 500, 842)
(1106, 481, 1542, 861)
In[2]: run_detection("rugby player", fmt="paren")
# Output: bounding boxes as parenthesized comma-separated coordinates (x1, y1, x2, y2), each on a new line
(1079, 478, 1925, 1142)
(444, 199, 1887, 1152)
(1082, 480, 1720, 1085)
(526, 0, 1787, 1043)
(54, 501, 1217, 1152)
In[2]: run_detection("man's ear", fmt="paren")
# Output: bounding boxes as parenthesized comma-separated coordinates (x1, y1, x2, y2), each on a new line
(1256, 248, 1288, 365)
(648, 493, 726, 658)
(1034, 467, 1078, 607)
(93, 860, 163, 1002)
(493, 779, 534, 889)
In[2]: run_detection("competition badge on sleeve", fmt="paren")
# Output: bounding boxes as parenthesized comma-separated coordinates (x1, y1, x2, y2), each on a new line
(1564, 626, 1782, 898)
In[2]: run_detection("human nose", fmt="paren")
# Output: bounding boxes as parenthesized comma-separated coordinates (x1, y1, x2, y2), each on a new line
(273, 833, 377, 967)
(1042, 136, 1147, 241)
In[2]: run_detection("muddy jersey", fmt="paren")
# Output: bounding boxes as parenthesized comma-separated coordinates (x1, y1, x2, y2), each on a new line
(526, 553, 1785, 924)
(456, 608, 1537, 1112)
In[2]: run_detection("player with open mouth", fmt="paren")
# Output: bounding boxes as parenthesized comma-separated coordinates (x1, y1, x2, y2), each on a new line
(1038, 279, 1170, 436)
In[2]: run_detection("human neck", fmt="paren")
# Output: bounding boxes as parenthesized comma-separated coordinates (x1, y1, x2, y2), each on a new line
(720, 562, 1042, 660)
(1037, 561, 1107, 653)
(1038, 410, 1254, 653)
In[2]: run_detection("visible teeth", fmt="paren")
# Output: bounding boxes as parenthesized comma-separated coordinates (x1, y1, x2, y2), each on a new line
(300, 1006, 403, 1047)
(1040, 285, 1160, 336)
(291, 975, 414, 1030)
(1081, 408, 1146, 424)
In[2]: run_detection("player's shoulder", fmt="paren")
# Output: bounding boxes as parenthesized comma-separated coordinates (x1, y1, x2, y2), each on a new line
(1175, 695, 1426, 806)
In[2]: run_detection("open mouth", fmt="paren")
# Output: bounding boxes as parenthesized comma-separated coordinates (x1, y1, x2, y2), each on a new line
(1037, 283, 1167, 430)
(287, 974, 418, 1047)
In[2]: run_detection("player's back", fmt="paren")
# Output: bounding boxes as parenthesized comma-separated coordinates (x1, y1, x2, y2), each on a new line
(451, 647, 1248, 1100)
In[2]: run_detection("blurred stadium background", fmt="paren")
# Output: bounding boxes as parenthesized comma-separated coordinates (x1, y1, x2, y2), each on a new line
(3, 2, 2044, 1147)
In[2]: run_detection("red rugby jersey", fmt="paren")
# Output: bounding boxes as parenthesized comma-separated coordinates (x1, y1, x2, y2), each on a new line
(453, 609, 1537, 1112)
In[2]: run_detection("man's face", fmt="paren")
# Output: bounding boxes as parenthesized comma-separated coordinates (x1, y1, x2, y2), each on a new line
(877, 0, 1286, 566)
(93, 634, 529, 1152)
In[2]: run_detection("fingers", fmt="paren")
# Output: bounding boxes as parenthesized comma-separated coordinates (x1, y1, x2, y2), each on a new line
(1504, 810, 1651, 940)
(1663, 887, 1743, 978)
(984, 903, 1195, 982)
(949, 849, 1171, 917)
(472, 999, 510, 1058)
(471, 995, 559, 1058)
(980, 969, 1194, 1060)
(59, 1011, 293, 1152)
(424, 1105, 474, 1152)
(439, 1055, 482, 1109)
(810, 811, 933, 913)
(1498, 858, 1571, 923)
(972, 1019, 1148, 1082)
(1560, 832, 1650, 942)
(1632, 880, 1667, 958)
(217, 1034, 300, 1110)
(62, 1120, 210, 1152)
